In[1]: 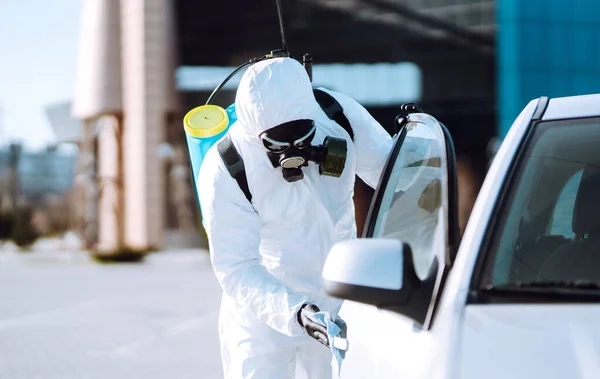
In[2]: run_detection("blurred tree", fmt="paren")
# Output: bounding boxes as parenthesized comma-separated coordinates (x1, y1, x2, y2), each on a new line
(36, 193, 72, 236)
(0, 193, 14, 242)
(0, 213, 12, 242)
(10, 205, 40, 249)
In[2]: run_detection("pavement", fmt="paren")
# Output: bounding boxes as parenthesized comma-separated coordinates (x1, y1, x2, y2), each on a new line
(0, 247, 224, 379)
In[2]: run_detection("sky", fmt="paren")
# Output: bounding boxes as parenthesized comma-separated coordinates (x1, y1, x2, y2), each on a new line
(0, 0, 82, 149)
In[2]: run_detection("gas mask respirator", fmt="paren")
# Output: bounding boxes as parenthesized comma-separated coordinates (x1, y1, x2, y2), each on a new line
(260, 119, 348, 182)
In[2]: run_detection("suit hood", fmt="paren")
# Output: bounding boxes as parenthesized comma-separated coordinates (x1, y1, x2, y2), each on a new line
(234, 57, 320, 138)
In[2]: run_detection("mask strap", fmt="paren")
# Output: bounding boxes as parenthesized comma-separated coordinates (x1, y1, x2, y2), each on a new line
(262, 135, 291, 148)
(294, 124, 317, 145)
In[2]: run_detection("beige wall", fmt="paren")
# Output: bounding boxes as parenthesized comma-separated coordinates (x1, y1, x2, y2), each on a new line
(120, 0, 179, 250)
(96, 115, 123, 252)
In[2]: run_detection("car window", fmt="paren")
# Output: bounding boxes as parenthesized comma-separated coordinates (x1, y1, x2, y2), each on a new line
(548, 171, 583, 238)
(480, 117, 600, 287)
(369, 117, 448, 280)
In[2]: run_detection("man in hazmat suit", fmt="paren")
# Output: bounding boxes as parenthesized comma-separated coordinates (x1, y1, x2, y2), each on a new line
(198, 57, 394, 378)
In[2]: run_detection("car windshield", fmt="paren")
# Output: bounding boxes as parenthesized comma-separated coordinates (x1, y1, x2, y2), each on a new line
(480, 117, 600, 289)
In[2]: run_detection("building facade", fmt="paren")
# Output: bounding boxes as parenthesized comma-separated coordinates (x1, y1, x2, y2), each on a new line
(498, 0, 600, 136)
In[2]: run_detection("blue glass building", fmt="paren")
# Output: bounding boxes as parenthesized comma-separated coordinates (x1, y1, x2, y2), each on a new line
(498, 0, 600, 137)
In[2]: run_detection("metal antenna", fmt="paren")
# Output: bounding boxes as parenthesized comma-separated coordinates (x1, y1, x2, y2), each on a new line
(275, 0, 288, 54)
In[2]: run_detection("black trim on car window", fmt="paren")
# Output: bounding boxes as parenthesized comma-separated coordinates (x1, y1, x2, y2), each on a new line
(425, 121, 458, 328)
(362, 127, 408, 238)
(440, 122, 459, 265)
(531, 96, 549, 121)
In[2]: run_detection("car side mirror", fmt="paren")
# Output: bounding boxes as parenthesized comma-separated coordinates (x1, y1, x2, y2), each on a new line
(322, 238, 438, 325)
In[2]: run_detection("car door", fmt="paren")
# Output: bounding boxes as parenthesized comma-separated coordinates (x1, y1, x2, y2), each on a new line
(336, 112, 459, 379)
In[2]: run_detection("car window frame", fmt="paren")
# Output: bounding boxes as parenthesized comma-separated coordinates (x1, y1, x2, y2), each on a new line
(468, 114, 600, 302)
(468, 98, 549, 300)
(362, 114, 459, 328)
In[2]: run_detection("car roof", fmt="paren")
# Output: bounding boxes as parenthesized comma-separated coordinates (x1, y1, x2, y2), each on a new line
(542, 93, 600, 121)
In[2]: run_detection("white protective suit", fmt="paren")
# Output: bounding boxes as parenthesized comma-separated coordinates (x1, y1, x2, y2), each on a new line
(198, 57, 393, 379)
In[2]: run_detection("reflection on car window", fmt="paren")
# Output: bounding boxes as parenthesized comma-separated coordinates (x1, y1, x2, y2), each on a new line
(548, 171, 582, 238)
(482, 117, 600, 287)
(371, 119, 448, 280)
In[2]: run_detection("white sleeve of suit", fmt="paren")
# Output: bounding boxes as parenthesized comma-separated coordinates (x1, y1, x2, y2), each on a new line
(198, 148, 310, 337)
(320, 88, 394, 188)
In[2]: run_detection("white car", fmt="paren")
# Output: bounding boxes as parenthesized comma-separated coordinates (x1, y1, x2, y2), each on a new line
(323, 94, 600, 379)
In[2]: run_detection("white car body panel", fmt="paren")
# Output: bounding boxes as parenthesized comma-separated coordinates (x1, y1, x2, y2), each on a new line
(458, 305, 600, 379)
(338, 301, 438, 379)
(542, 93, 600, 120)
(337, 94, 600, 379)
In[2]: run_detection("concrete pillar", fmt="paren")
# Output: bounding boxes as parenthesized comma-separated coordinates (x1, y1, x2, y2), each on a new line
(72, 0, 123, 116)
(81, 120, 98, 248)
(120, 0, 179, 250)
(96, 115, 124, 253)
(72, 0, 124, 252)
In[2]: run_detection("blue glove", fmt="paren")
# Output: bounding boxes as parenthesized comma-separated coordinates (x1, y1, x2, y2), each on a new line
(307, 311, 348, 377)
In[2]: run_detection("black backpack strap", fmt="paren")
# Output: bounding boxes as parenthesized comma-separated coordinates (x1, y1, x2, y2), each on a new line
(217, 135, 252, 204)
(313, 88, 354, 141)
